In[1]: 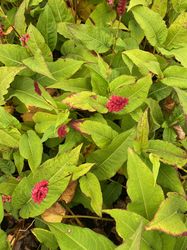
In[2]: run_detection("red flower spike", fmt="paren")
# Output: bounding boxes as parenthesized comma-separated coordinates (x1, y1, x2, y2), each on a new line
(117, 0, 127, 16)
(2, 195, 12, 203)
(0, 24, 5, 37)
(106, 95, 129, 112)
(57, 124, 68, 138)
(20, 33, 30, 47)
(34, 81, 42, 96)
(32, 180, 49, 204)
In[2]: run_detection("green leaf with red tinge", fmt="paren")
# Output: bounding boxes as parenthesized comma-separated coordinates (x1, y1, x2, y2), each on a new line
(146, 193, 187, 236)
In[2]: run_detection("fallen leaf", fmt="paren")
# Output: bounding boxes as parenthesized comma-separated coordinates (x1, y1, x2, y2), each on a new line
(41, 202, 66, 223)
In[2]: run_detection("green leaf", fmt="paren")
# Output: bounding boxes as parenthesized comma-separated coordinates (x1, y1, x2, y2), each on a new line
(149, 153, 160, 186)
(79, 173, 102, 216)
(163, 12, 187, 50)
(157, 164, 185, 195)
(115, 222, 144, 250)
(0, 66, 25, 105)
(48, 223, 116, 250)
(9, 76, 54, 110)
(132, 6, 167, 46)
(122, 49, 162, 77)
(14, 0, 29, 34)
(60, 23, 113, 53)
(22, 53, 55, 79)
(103, 209, 162, 250)
(127, 149, 164, 220)
(0, 128, 21, 149)
(62, 91, 108, 113)
(151, 0, 167, 18)
(13, 151, 24, 174)
(161, 66, 187, 88)
(171, 0, 187, 12)
(128, 0, 152, 10)
(27, 24, 52, 61)
(49, 78, 91, 92)
(75, 120, 118, 148)
(48, 0, 73, 23)
(32, 228, 58, 250)
(112, 75, 152, 114)
(175, 88, 187, 114)
(37, 4, 57, 51)
(88, 129, 135, 180)
(146, 193, 187, 236)
(19, 130, 43, 172)
(0, 230, 10, 250)
(102, 182, 122, 208)
(0, 44, 29, 66)
(136, 109, 149, 150)
(0, 195, 4, 224)
(109, 75, 136, 92)
(0, 106, 20, 129)
(37, 58, 84, 86)
(146, 140, 187, 168)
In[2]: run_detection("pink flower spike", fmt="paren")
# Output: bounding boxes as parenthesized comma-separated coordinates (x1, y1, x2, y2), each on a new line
(32, 180, 49, 204)
(34, 81, 42, 96)
(2, 195, 12, 203)
(57, 124, 68, 138)
(107, 0, 114, 5)
(117, 0, 127, 16)
(20, 33, 30, 47)
(106, 95, 129, 112)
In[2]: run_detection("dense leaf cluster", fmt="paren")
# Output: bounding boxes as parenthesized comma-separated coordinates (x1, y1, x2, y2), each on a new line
(0, 0, 187, 249)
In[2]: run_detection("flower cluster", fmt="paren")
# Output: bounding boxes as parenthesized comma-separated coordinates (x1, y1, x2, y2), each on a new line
(0, 24, 5, 38)
(32, 180, 49, 204)
(117, 0, 127, 16)
(106, 95, 129, 112)
(57, 124, 68, 138)
(20, 33, 30, 47)
(2, 195, 12, 203)
(107, 0, 114, 5)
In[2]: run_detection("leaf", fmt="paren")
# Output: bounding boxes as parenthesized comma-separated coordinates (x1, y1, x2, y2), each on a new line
(79, 173, 103, 216)
(109, 75, 136, 92)
(49, 78, 91, 92)
(14, 0, 28, 34)
(146, 193, 187, 236)
(48, 0, 73, 23)
(75, 120, 118, 148)
(48, 223, 116, 250)
(116, 222, 144, 250)
(175, 87, 187, 114)
(146, 140, 187, 168)
(132, 6, 167, 46)
(0, 66, 25, 105)
(128, 0, 152, 10)
(37, 4, 57, 51)
(122, 49, 162, 77)
(88, 129, 135, 180)
(163, 12, 187, 50)
(136, 109, 149, 150)
(0, 128, 21, 149)
(22, 53, 55, 79)
(157, 164, 185, 196)
(0, 196, 4, 224)
(27, 24, 52, 61)
(9, 76, 54, 110)
(32, 228, 58, 250)
(0, 44, 29, 66)
(0, 106, 20, 129)
(127, 149, 164, 220)
(102, 182, 122, 208)
(19, 130, 43, 172)
(171, 0, 187, 12)
(0, 230, 10, 250)
(41, 202, 66, 222)
(37, 58, 84, 86)
(112, 75, 152, 114)
(103, 209, 162, 250)
(149, 153, 160, 186)
(62, 91, 108, 113)
(60, 23, 113, 53)
(151, 0, 168, 18)
(161, 66, 187, 88)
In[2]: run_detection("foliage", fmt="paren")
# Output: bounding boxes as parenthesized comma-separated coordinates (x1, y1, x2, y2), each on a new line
(0, 0, 186, 249)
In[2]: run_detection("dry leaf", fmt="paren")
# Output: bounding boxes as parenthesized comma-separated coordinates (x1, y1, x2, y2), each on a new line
(173, 125, 186, 140)
(21, 106, 40, 122)
(59, 181, 77, 204)
(41, 202, 66, 222)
